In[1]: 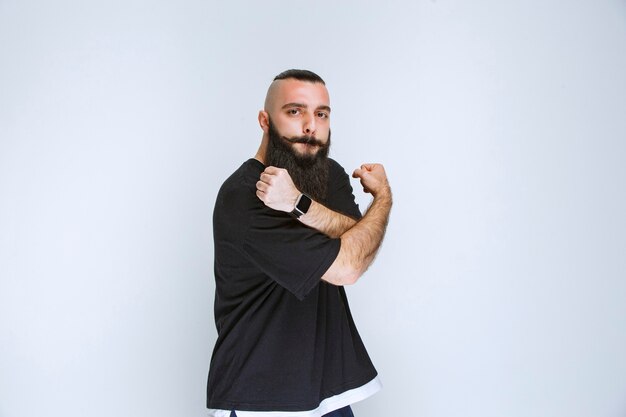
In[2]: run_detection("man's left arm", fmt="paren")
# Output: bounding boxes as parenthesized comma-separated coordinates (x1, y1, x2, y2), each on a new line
(256, 166, 356, 238)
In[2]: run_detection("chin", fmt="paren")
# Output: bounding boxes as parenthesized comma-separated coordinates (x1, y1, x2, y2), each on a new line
(294, 143, 320, 155)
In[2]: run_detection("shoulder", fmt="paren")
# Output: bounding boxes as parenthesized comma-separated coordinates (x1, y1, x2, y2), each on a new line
(325, 158, 362, 219)
(328, 158, 352, 183)
(327, 157, 353, 186)
(218, 159, 264, 197)
(215, 159, 265, 212)
(328, 157, 347, 175)
(220, 158, 264, 190)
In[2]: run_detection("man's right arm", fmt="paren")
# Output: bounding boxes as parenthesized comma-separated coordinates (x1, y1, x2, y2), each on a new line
(320, 164, 392, 286)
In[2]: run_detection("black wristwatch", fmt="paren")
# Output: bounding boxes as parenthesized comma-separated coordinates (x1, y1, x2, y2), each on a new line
(290, 193, 312, 219)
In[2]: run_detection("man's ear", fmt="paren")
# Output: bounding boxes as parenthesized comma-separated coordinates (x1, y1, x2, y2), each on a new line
(258, 110, 270, 133)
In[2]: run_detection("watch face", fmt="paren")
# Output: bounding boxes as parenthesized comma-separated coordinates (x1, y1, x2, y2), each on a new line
(296, 193, 312, 214)
(292, 193, 312, 218)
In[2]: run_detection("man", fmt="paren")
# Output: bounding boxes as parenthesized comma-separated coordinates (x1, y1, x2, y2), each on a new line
(207, 69, 392, 417)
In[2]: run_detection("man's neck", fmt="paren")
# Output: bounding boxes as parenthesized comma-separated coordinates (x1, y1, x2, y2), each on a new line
(254, 137, 268, 165)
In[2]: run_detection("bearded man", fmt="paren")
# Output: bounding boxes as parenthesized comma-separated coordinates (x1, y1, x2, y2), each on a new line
(207, 69, 392, 417)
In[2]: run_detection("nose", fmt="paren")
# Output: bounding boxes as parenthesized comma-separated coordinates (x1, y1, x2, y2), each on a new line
(303, 112, 316, 136)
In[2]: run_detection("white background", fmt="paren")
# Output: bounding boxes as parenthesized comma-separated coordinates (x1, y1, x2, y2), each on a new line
(1, 1, 625, 416)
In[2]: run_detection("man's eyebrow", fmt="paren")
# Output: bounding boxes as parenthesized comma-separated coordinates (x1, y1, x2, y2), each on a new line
(317, 105, 331, 113)
(281, 103, 332, 113)
(281, 102, 306, 109)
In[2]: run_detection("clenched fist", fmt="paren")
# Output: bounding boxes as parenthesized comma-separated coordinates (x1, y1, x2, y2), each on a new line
(352, 164, 391, 198)
(256, 166, 300, 212)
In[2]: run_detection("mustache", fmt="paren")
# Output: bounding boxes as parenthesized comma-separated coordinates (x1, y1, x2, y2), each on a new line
(281, 135, 326, 148)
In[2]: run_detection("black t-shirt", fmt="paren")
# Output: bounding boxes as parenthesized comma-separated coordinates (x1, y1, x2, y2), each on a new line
(207, 158, 378, 412)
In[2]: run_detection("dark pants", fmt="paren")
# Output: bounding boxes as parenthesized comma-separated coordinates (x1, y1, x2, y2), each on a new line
(229, 405, 354, 417)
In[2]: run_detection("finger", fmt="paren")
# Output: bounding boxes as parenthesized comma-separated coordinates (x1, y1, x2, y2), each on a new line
(361, 163, 380, 172)
(256, 180, 268, 192)
(259, 173, 272, 184)
(256, 190, 266, 201)
(358, 170, 372, 181)
(352, 168, 363, 179)
(264, 166, 282, 175)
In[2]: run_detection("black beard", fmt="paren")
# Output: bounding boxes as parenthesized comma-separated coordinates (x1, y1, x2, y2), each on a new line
(265, 119, 331, 202)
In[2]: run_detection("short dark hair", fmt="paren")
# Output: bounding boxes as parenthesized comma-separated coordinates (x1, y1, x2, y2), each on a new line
(273, 69, 325, 85)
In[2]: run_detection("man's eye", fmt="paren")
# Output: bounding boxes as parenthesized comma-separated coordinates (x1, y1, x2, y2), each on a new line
(317, 112, 328, 119)
(288, 109, 300, 115)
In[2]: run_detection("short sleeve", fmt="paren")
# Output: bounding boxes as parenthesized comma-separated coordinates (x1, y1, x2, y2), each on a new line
(242, 208, 340, 301)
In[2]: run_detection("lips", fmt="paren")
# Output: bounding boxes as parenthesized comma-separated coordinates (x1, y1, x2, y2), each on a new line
(282, 136, 325, 148)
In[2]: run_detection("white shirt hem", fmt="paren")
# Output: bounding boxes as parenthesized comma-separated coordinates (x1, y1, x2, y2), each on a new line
(207, 376, 382, 417)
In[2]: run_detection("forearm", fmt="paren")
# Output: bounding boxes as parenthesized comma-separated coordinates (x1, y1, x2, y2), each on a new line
(299, 201, 358, 238)
(321, 188, 392, 285)
(256, 166, 357, 237)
